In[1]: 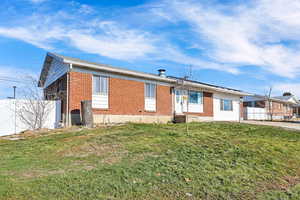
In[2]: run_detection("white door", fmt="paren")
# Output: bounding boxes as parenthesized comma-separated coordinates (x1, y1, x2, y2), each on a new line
(175, 90, 188, 114)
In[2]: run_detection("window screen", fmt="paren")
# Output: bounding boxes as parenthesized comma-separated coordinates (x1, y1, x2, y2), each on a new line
(145, 83, 156, 99)
(220, 99, 233, 111)
(93, 75, 108, 95)
(188, 91, 203, 104)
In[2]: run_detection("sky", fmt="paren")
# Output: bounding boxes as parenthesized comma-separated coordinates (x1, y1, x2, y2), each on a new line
(0, 0, 300, 99)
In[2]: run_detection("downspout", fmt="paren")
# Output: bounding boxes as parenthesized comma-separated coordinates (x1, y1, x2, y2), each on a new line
(66, 63, 73, 127)
(239, 97, 242, 123)
(171, 87, 175, 122)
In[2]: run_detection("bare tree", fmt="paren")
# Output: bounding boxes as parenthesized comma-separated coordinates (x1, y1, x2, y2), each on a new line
(265, 86, 273, 121)
(176, 65, 194, 134)
(16, 76, 52, 130)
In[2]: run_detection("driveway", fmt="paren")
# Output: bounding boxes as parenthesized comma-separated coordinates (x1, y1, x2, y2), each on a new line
(242, 120, 300, 131)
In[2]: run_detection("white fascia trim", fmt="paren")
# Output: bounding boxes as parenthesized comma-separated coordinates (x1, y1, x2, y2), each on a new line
(64, 59, 249, 96)
(180, 81, 250, 96)
(47, 52, 65, 63)
(63, 59, 176, 83)
(251, 94, 297, 105)
(254, 95, 296, 104)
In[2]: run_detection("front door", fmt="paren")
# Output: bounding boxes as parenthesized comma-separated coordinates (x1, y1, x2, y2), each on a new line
(175, 89, 188, 114)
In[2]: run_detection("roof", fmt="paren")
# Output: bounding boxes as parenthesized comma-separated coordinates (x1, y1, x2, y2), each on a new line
(39, 52, 249, 96)
(38, 54, 55, 87)
(167, 76, 242, 93)
(244, 94, 298, 104)
(273, 96, 295, 101)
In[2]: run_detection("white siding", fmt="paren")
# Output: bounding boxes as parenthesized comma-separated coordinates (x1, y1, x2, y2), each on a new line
(92, 95, 108, 109)
(145, 98, 156, 111)
(188, 104, 203, 113)
(213, 93, 241, 121)
(44, 58, 69, 88)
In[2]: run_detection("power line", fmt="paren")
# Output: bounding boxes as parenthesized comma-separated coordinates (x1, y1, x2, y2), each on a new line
(0, 76, 32, 83)
(0, 78, 27, 83)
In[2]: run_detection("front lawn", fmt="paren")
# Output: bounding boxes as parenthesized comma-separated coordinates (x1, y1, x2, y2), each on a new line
(1, 122, 300, 199)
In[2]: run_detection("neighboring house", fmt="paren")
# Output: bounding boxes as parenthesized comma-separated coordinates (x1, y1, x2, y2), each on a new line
(38, 52, 248, 126)
(293, 104, 300, 118)
(243, 94, 298, 120)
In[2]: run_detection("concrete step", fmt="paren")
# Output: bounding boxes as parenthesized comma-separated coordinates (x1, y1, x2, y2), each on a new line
(174, 115, 186, 123)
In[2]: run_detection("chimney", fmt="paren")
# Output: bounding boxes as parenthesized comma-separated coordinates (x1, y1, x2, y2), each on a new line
(158, 69, 166, 77)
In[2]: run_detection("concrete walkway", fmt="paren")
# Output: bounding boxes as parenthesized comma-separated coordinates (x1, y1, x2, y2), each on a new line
(242, 120, 300, 131)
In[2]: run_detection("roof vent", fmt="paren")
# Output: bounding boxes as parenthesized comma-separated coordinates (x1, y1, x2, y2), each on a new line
(283, 92, 292, 96)
(158, 69, 166, 77)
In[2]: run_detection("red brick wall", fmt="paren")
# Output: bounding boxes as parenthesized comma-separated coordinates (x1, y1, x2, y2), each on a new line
(266, 101, 293, 117)
(68, 71, 172, 116)
(69, 72, 92, 113)
(93, 77, 172, 115)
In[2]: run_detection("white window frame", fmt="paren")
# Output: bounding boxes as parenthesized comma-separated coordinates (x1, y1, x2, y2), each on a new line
(187, 90, 204, 113)
(144, 83, 156, 111)
(92, 75, 109, 109)
(220, 99, 233, 111)
(93, 75, 109, 95)
(188, 91, 203, 105)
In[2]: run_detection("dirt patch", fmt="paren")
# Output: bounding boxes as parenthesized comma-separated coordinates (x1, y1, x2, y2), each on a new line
(257, 176, 300, 193)
(274, 176, 300, 191)
(59, 142, 125, 158)
(8, 161, 97, 179)
(71, 160, 97, 171)
(1, 126, 85, 140)
(8, 169, 66, 179)
(62, 135, 91, 142)
(237, 175, 300, 199)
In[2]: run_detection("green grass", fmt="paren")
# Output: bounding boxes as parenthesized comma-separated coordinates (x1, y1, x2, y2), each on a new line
(1, 122, 300, 199)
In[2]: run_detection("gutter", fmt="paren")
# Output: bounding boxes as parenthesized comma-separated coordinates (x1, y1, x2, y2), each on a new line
(249, 94, 298, 105)
(63, 59, 176, 83)
(177, 80, 250, 96)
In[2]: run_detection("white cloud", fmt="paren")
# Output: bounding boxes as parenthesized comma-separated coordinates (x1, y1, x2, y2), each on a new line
(67, 22, 157, 60)
(0, 20, 157, 61)
(273, 83, 300, 98)
(2, 0, 300, 78)
(78, 4, 95, 14)
(0, 10, 235, 73)
(0, 26, 64, 49)
(158, 0, 300, 78)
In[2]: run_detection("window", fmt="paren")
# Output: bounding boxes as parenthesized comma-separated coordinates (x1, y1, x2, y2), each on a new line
(93, 75, 108, 95)
(176, 90, 180, 103)
(188, 91, 203, 104)
(145, 83, 156, 111)
(92, 75, 109, 109)
(255, 101, 265, 108)
(145, 83, 156, 99)
(220, 99, 233, 111)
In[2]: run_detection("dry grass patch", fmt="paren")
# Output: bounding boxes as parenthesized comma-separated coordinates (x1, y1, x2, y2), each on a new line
(59, 142, 126, 158)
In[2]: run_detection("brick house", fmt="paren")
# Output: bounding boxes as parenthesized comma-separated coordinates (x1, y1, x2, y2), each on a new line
(243, 94, 298, 120)
(38, 52, 248, 126)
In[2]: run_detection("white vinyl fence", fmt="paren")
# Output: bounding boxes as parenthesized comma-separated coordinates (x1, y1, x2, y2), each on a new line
(244, 107, 268, 120)
(0, 99, 61, 136)
(244, 107, 289, 120)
